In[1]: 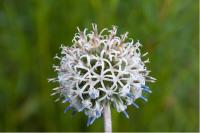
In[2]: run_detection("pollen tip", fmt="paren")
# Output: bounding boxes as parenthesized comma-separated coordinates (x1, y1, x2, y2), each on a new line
(62, 98, 70, 103)
(64, 106, 72, 113)
(132, 102, 139, 109)
(140, 96, 148, 102)
(87, 117, 92, 126)
(122, 110, 129, 119)
(127, 93, 135, 99)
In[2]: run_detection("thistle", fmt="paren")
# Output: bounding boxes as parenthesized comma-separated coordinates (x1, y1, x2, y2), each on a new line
(49, 24, 156, 132)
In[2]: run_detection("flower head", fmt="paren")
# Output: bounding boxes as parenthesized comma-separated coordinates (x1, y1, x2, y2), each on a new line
(49, 24, 156, 125)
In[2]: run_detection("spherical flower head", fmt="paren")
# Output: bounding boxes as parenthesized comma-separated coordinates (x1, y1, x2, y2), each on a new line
(49, 24, 156, 126)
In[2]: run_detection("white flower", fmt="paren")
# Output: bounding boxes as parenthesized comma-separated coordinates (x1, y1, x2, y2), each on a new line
(89, 89, 99, 99)
(49, 24, 156, 126)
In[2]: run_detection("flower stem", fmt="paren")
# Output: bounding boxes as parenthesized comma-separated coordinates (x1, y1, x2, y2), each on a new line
(103, 102, 112, 133)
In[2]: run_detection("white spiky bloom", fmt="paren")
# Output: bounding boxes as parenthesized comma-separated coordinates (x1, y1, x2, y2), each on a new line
(49, 24, 156, 126)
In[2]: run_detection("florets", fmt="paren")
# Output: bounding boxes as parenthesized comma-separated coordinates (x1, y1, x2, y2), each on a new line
(49, 24, 156, 126)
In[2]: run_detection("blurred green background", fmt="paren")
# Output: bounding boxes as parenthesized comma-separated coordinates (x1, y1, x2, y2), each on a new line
(0, 0, 199, 132)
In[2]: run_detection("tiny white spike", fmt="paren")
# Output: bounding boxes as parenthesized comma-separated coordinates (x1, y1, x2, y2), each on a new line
(144, 58, 150, 63)
(51, 92, 58, 96)
(53, 87, 60, 91)
(142, 52, 148, 57)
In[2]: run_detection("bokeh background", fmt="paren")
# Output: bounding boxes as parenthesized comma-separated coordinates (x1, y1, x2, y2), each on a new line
(0, 0, 199, 132)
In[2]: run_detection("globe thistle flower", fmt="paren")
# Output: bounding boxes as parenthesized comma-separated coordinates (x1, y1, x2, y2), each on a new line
(49, 24, 156, 131)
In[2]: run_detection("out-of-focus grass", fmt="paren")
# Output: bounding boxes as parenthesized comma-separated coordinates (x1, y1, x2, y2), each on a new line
(0, 0, 199, 132)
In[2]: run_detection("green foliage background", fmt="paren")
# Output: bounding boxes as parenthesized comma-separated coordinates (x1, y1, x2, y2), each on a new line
(0, 0, 199, 132)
